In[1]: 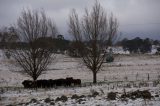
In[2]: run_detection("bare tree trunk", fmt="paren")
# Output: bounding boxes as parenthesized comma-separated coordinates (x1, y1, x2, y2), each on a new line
(93, 72, 97, 84)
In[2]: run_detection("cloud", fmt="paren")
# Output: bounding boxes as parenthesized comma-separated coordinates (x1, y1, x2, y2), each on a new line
(0, 0, 160, 39)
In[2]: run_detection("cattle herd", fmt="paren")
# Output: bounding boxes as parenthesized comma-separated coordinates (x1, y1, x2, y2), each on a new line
(22, 77, 81, 88)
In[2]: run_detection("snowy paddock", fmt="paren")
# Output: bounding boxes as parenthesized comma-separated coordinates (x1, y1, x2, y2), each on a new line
(0, 54, 160, 105)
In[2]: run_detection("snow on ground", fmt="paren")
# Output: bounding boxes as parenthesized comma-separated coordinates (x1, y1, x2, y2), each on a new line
(0, 83, 160, 106)
(1, 54, 160, 87)
(0, 53, 160, 105)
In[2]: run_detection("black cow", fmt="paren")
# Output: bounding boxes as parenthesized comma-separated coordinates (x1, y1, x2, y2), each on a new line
(22, 80, 33, 88)
(73, 79, 81, 86)
(66, 77, 74, 86)
(22, 78, 82, 88)
(55, 79, 66, 86)
(49, 79, 56, 87)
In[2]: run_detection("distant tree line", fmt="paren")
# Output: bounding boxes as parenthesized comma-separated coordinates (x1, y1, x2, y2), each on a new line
(0, 27, 70, 53)
(117, 37, 160, 53)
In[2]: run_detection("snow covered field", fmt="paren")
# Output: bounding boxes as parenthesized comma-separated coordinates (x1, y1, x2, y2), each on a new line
(0, 54, 160, 87)
(0, 53, 160, 105)
(1, 84, 160, 106)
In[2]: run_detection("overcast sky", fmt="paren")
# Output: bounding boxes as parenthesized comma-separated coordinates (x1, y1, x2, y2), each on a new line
(0, 0, 160, 40)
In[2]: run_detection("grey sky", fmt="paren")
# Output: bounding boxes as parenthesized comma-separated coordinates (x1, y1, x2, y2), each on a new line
(0, 0, 160, 40)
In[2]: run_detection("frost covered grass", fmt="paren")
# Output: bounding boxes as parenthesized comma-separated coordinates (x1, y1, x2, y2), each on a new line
(0, 54, 160, 86)
(0, 82, 160, 106)
(0, 53, 160, 105)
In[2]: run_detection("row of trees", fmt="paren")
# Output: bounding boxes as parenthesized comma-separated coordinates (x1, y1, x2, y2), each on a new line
(1, 1, 118, 85)
(0, 28, 70, 53)
(118, 37, 158, 53)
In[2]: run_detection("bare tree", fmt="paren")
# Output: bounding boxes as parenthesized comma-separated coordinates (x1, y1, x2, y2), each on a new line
(0, 27, 18, 48)
(8, 9, 58, 84)
(48, 18, 58, 38)
(68, 1, 118, 83)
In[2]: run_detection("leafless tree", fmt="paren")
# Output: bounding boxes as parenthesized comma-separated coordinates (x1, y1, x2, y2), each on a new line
(68, 1, 118, 83)
(8, 9, 58, 83)
(0, 27, 19, 59)
(48, 18, 58, 38)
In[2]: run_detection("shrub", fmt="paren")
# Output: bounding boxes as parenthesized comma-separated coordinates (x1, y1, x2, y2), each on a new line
(79, 95, 86, 98)
(56, 95, 68, 102)
(50, 102, 55, 105)
(106, 55, 114, 63)
(90, 89, 99, 97)
(30, 98, 37, 103)
(92, 91, 99, 97)
(120, 90, 152, 100)
(155, 95, 159, 97)
(44, 98, 51, 103)
(107, 92, 116, 100)
(71, 94, 79, 100)
(77, 98, 86, 104)
(142, 90, 152, 100)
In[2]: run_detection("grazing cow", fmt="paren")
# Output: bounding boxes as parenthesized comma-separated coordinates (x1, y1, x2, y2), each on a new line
(55, 79, 66, 86)
(73, 79, 81, 86)
(66, 77, 74, 86)
(22, 78, 82, 88)
(22, 80, 33, 88)
(36, 80, 42, 88)
(49, 79, 55, 88)
(42, 80, 48, 88)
